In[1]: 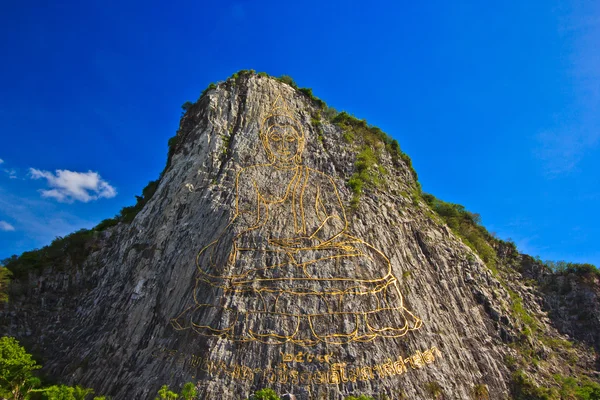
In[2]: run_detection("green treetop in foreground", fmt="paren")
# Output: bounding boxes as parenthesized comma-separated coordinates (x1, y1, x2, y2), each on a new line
(0, 336, 105, 400)
(0, 336, 41, 399)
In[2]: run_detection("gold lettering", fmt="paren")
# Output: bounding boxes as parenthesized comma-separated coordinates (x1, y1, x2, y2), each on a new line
(155, 345, 442, 385)
(239, 366, 254, 381)
(312, 371, 328, 384)
(264, 368, 277, 384)
(330, 363, 348, 383)
(359, 366, 374, 381)
(299, 371, 312, 384)
(290, 369, 300, 385)
(190, 355, 202, 367)
(347, 367, 359, 383)
(412, 351, 425, 369)
(404, 357, 417, 369)
(382, 359, 395, 376)
(373, 364, 384, 378)
(393, 357, 407, 375)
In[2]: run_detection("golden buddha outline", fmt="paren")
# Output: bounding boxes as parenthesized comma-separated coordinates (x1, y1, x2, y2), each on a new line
(171, 95, 422, 345)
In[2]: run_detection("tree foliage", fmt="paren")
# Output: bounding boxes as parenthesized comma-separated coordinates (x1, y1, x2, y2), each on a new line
(155, 384, 179, 400)
(422, 193, 498, 272)
(179, 382, 197, 400)
(0, 336, 41, 399)
(0, 337, 101, 400)
(544, 261, 599, 277)
(250, 388, 280, 400)
(44, 384, 76, 400)
(73, 385, 95, 400)
(181, 101, 194, 113)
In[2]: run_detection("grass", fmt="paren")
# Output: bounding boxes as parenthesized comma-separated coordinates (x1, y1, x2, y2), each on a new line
(507, 289, 538, 333)
(347, 147, 383, 208)
(424, 381, 444, 399)
(422, 193, 500, 274)
(511, 370, 600, 400)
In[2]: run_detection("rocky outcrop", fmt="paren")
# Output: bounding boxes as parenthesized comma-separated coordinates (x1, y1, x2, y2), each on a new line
(1, 72, 599, 399)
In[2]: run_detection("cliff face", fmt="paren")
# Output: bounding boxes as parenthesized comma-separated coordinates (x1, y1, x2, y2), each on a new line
(1, 73, 599, 399)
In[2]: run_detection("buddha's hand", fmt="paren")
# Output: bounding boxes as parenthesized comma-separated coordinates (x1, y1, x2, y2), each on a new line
(268, 237, 321, 250)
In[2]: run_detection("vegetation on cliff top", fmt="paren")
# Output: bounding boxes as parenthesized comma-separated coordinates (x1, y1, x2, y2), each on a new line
(422, 193, 502, 271)
(511, 369, 600, 400)
(0, 179, 159, 279)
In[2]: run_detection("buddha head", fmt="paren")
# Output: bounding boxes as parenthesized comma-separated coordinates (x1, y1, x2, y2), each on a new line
(260, 96, 305, 164)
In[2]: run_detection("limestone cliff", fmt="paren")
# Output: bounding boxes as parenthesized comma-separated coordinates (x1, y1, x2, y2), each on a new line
(1, 71, 599, 399)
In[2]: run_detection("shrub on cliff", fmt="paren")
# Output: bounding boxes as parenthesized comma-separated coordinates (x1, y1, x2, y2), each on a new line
(180, 382, 197, 400)
(423, 193, 499, 272)
(155, 384, 179, 399)
(545, 261, 599, 278)
(181, 101, 194, 113)
(119, 179, 159, 223)
(0, 337, 103, 400)
(1, 228, 96, 278)
(44, 384, 96, 399)
(277, 75, 297, 89)
(249, 388, 280, 400)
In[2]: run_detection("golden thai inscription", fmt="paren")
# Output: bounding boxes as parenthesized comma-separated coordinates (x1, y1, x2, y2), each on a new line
(280, 351, 333, 364)
(171, 95, 422, 345)
(151, 346, 442, 385)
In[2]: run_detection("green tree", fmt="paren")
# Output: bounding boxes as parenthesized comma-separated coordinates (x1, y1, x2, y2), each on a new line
(0, 336, 42, 399)
(251, 388, 280, 400)
(155, 385, 179, 400)
(180, 382, 197, 400)
(44, 384, 76, 400)
(181, 101, 194, 113)
(277, 75, 297, 89)
(345, 396, 375, 400)
(73, 384, 95, 400)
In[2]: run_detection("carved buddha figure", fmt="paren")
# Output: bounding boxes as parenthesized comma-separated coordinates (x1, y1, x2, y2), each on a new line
(172, 96, 421, 345)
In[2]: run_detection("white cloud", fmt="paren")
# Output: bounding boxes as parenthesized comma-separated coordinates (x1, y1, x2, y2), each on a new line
(0, 158, 4, 164)
(0, 191, 95, 247)
(29, 168, 117, 203)
(0, 220, 15, 231)
(4, 169, 17, 179)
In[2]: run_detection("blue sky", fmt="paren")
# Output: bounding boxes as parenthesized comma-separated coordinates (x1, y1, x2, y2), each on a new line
(0, 1, 598, 266)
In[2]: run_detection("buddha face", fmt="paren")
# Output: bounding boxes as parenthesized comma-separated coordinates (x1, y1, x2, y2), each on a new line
(266, 124, 302, 162)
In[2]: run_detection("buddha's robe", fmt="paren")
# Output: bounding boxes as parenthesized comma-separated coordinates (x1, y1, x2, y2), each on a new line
(172, 164, 421, 344)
